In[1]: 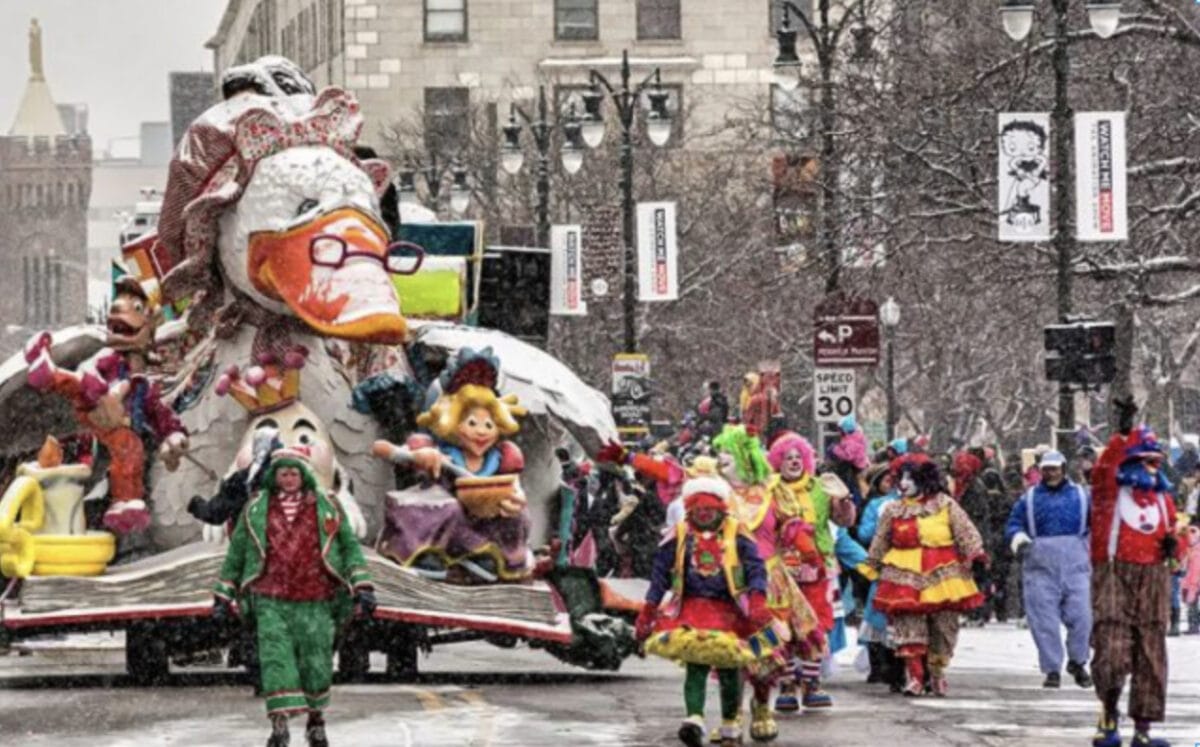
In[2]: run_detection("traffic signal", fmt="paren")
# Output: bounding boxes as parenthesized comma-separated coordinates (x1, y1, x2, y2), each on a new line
(1044, 322, 1116, 385)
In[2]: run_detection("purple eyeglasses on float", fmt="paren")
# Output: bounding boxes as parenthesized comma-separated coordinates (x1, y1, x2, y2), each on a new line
(309, 234, 425, 275)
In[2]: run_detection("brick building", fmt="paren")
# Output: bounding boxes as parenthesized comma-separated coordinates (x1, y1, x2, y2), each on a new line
(0, 20, 92, 358)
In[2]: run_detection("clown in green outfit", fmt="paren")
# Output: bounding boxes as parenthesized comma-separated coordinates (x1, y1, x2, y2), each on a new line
(213, 448, 376, 747)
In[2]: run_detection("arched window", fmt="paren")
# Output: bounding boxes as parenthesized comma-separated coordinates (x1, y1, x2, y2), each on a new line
(55, 182, 63, 206)
(66, 182, 74, 206)
(35, 184, 43, 206)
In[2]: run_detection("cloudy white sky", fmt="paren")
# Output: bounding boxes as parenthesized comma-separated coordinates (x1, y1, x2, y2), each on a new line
(0, 0, 226, 155)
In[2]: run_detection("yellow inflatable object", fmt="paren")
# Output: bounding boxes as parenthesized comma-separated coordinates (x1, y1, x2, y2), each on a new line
(0, 473, 115, 579)
(0, 476, 43, 578)
(31, 533, 116, 576)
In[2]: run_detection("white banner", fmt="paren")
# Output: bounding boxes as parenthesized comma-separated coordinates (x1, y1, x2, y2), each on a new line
(636, 201, 679, 302)
(998, 113, 1052, 242)
(549, 224, 586, 316)
(1075, 111, 1128, 242)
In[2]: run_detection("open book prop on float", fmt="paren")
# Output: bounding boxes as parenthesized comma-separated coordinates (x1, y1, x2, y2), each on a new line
(372, 347, 532, 583)
(0, 437, 116, 578)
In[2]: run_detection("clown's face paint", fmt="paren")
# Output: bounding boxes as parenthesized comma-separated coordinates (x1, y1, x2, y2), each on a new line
(780, 448, 807, 482)
(689, 506, 724, 531)
(899, 473, 917, 497)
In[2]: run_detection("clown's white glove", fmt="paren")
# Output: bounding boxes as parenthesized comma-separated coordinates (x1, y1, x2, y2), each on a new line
(1010, 532, 1032, 556)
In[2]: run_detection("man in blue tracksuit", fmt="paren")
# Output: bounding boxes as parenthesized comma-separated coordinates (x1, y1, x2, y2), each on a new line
(1005, 449, 1093, 689)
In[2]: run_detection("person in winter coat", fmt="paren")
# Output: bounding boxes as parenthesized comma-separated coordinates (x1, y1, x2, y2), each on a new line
(1005, 449, 1093, 689)
(857, 465, 902, 689)
(954, 451, 996, 625)
(1181, 519, 1200, 635)
(1089, 400, 1177, 747)
(828, 415, 870, 509)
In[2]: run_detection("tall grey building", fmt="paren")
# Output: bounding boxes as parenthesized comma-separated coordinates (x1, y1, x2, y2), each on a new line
(0, 19, 92, 357)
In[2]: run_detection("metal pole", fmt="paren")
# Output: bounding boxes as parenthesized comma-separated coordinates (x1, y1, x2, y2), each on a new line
(816, 0, 839, 293)
(1052, 0, 1076, 456)
(534, 86, 551, 249)
(620, 51, 638, 354)
(886, 335, 896, 441)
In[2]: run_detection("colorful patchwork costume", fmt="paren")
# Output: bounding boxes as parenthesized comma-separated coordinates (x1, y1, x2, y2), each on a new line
(867, 454, 986, 696)
(637, 475, 777, 747)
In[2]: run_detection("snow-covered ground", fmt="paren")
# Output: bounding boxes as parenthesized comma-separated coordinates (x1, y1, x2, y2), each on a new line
(1, 623, 1198, 746)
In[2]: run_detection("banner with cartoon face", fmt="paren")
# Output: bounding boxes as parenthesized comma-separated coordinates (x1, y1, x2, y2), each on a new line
(998, 113, 1052, 242)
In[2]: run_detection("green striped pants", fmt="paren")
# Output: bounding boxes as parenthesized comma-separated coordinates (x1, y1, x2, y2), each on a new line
(254, 596, 335, 717)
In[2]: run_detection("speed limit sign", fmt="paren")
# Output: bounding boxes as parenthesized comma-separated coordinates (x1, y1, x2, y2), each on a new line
(813, 368, 856, 423)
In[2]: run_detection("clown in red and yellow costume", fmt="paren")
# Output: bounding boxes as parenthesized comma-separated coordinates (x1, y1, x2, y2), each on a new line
(1088, 398, 1177, 747)
(636, 475, 778, 747)
(867, 454, 987, 696)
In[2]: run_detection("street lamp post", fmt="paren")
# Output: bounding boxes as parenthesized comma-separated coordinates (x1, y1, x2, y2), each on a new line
(397, 152, 471, 216)
(500, 86, 587, 248)
(999, 0, 1123, 457)
(880, 296, 901, 441)
(773, 0, 872, 294)
(581, 49, 674, 354)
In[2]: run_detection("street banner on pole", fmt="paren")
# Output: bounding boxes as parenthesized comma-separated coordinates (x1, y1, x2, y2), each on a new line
(997, 113, 1052, 243)
(612, 353, 652, 440)
(636, 201, 679, 302)
(1075, 111, 1128, 242)
(549, 224, 586, 316)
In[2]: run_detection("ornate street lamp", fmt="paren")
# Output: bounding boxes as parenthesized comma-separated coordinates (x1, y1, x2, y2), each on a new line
(582, 49, 674, 354)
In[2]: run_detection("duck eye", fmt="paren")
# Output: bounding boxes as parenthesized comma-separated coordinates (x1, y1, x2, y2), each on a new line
(296, 198, 319, 216)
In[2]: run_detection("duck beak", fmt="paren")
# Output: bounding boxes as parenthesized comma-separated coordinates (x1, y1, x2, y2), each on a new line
(246, 208, 407, 343)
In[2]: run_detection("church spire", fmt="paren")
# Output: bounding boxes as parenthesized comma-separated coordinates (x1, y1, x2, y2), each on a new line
(9, 18, 66, 137)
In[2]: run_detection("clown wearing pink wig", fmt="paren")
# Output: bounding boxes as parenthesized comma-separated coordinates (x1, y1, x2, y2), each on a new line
(766, 432, 856, 711)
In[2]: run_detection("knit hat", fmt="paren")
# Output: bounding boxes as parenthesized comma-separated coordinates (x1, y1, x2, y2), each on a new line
(838, 415, 858, 434)
(888, 438, 908, 455)
(680, 475, 732, 513)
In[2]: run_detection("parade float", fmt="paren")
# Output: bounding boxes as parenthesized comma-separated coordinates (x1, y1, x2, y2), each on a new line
(0, 57, 637, 683)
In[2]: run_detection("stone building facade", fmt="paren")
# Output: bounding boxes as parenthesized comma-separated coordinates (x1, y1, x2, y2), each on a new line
(206, 0, 790, 148)
(0, 20, 92, 358)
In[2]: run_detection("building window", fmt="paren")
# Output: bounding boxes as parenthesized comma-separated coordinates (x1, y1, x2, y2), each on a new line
(555, 0, 598, 41)
(770, 0, 813, 34)
(424, 87, 471, 154)
(425, 0, 467, 42)
(637, 0, 681, 40)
